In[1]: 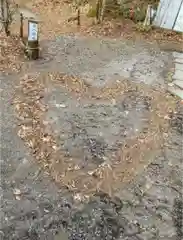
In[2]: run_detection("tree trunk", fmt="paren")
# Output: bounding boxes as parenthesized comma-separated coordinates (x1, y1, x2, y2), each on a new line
(1, 0, 5, 27)
(0, 0, 11, 35)
(96, 0, 106, 23)
(96, 0, 101, 23)
(100, 0, 106, 22)
(77, 7, 80, 25)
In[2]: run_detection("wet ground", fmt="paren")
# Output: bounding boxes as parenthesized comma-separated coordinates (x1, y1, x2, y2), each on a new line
(0, 35, 182, 239)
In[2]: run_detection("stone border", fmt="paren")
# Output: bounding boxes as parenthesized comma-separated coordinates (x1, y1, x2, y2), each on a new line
(168, 52, 183, 99)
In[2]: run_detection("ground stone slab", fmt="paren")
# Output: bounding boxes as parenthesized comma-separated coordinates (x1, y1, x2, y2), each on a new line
(168, 85, 183, 99)
(174, 80, 183, 90)
(175, 62, 183, 71)
(173, 69, 183, 81)
(174, 58, 183, 64)
(173, 52, 183, 59)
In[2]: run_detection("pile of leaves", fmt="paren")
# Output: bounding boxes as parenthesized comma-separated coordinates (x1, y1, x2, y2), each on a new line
(0, 32, 23, 73)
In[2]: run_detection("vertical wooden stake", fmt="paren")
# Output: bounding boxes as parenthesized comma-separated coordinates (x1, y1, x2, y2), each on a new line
(100, 0, 106, 23)
(20, 13, 23, 39)
(77, 8, 80, 26)
(96, 0, 101, 24)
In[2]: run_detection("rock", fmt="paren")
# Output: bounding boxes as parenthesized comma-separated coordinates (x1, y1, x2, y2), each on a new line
(173, 70, 183, 81)
(174, 80, 183, 90)
(168, 85, 183, 99)
(175, 63, 183, 71)
(54, 230, 69, 240)
(173, 52, 183, 59)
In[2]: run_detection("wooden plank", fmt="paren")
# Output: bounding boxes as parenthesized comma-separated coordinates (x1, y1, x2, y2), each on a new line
(153, 0, 183, 31)
(164, 1, 178, 29)
(159, 0, 173, 28)
(174, 0, 183, 32)
(161, 0, 182, 29)
(154, 0, 170, 27)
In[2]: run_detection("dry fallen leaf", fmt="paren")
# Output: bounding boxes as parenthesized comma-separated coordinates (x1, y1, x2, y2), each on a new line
(13, 188, 21, 195)
(13, 188, 22, 200)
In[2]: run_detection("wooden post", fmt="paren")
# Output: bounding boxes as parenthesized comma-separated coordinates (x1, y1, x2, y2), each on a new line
(27, 19, 39, 60)
(96, 0, 101, 23)
(77, 8, 80, 26)
(20, 13, 23, 39)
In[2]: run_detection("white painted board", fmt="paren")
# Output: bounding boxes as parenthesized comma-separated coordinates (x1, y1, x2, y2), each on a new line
(28, 22, 38, 41)
(161, 0, 182, 29)
(153, 0, 183, 32)
(174, 2, 183, 32)
(153, 0, 171, 27)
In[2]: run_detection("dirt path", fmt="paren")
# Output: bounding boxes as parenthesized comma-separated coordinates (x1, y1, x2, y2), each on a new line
(16, 35, 175, 194)
(0, 69, 182, 239)
(0, 1, 183, 239)
(0, 72, 74, 239)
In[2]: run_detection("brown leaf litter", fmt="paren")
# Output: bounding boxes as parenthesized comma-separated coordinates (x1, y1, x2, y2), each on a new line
(14, 0, 182, 45)
(14, 71, 177, 198)
(0, 32, 23, 73)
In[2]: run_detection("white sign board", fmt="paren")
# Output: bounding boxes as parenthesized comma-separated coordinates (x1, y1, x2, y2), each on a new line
(28, 21, 38, 41)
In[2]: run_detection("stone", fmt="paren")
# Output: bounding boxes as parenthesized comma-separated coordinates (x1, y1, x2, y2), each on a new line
(174, 80, 183, 90)
(174, 58, 183, 64)
(175, 63, 183, 71)
(54, 230, 68, 240)
(173, 70, 183, 81)
(173, 52, 183, 59)
(168, 86, 183, 99)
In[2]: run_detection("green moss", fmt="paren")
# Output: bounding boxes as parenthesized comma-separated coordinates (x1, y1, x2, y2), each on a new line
(135, 22, 152, 32)
(133, 6, 146, 22)
(87, 6, 97, 18)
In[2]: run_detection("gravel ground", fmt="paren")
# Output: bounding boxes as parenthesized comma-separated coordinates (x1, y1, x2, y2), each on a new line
(0, 73, 74, 239)
(0, 36, 182, 239)
(34, 36, 173, 87)
(43, 85, 150, 169)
